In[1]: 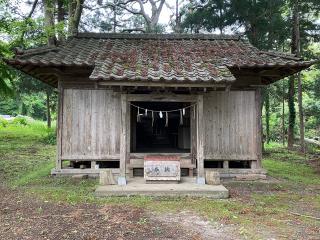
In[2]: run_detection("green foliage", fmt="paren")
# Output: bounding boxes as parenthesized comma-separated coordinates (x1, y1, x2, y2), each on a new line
(183, 0, 320, 142)
(11, 116, 28, 125)
(0, 38, 14, 96)
(0, 117, 55, 139)
(42, 127, 56, 145)
(0, 117, 8, 127)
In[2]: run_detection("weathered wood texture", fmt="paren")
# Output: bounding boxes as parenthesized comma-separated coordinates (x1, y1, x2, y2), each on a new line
(197, 95, 205, 181)
(61, 89, 121, 160)
(119, 94, 129, 178)
(56, 81, 63, 169)
(203, 91, 259, 160)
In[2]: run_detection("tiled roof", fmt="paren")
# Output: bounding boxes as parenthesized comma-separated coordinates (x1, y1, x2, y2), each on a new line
(7, 33, 316, 84)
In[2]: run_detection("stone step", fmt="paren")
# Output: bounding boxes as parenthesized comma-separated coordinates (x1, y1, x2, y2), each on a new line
(95, 178, 229, 199)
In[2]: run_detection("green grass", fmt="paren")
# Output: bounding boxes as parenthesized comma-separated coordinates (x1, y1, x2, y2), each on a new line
(263, 159, 320, 185)
(0, 125, 319, 239)
(263, 142, 320, 185)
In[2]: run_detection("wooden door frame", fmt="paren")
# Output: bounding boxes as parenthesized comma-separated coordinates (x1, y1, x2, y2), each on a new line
(119, 93, 205, 184)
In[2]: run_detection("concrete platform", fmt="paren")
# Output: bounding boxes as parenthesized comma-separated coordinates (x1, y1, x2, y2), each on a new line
(95, 177, 229, 199)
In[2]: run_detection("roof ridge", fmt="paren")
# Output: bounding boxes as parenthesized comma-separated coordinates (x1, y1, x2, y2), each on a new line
(13, 45, 58, 58)
(75, 32, 241, 41)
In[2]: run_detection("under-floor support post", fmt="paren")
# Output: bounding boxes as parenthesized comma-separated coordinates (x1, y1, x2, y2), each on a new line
(91, 161, 96, 169)
(223, 161, 229, 169)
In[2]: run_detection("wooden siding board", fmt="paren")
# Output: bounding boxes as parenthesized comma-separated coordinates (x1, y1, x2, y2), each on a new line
(61, 89, 121, 160)
(204, 91, 258, 160)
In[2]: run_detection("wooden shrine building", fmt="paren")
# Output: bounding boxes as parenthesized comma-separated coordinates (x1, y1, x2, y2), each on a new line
(7, 33, 315, 185)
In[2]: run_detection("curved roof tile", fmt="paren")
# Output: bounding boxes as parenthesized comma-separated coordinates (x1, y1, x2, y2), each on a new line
(6, 33, 317, 84)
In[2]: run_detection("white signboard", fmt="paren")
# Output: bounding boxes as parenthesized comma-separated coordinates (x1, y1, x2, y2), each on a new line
(144, 159, 181, 181)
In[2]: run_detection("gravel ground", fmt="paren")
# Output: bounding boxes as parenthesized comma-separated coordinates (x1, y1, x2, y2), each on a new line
(0, 186, 213, 240)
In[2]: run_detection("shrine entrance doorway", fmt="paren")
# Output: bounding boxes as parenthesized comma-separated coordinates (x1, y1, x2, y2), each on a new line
(130, 101, 191, 154)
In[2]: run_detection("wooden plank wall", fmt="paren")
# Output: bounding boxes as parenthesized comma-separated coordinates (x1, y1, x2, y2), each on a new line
(203, 91, 258, 160)
(61, 89, 121, 160)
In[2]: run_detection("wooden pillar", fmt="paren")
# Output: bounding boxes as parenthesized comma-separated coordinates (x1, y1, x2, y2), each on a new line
(196, 95, 205, 184)
(255, 89, 262, 169)
(119, 94, 128, 185)
(56, 81, 63, 171)
(91, 161, 96, 169)
(223, 161, 229, 169)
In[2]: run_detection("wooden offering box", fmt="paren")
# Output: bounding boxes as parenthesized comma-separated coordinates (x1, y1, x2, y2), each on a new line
(144, 156, 181, 183)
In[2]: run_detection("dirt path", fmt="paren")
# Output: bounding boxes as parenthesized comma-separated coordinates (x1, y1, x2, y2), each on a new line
(0, 186, 239, 240)
(153, 211, 241, 240)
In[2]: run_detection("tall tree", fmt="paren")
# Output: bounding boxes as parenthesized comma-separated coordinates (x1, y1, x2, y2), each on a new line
(43, 0, 57, 45)
(182, 0, 234, 34)
(293, 1, 305, 153)
(288, 0, 301, 150)
(42, 0, 57, 127)
(97, 0, 166, 32)
(68, 0, 85, 35)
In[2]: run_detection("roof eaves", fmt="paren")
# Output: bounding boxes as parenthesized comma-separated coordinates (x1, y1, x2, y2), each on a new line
(227, 60, 318, 69)
(260, 51, 302, 61)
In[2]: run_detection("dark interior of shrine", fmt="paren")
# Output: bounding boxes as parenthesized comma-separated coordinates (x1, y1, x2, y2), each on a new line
(131, 102, 191, 153)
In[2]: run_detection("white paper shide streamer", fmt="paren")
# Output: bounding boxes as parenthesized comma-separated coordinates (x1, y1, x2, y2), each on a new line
(131, 103, 196, 127)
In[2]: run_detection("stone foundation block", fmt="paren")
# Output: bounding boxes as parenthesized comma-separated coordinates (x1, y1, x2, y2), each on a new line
(205, 171, 220, 185)
(236, 174, 267, 181)
(71, 174, 88, 179)
(100, 170, 116, 185)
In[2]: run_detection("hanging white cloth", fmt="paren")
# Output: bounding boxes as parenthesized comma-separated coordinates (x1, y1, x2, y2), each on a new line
(137, 107, 141, 123)
(151, 111, 154, 127)
(180, 109, 183, 125)
(165, 112, 168, 127)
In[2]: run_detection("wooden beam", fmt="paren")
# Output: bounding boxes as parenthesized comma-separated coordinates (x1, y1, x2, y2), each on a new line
(196, 95, 205, 184)
(61, 154, 120, 160)
(119, 94, 128, 185)
(98, 81, 226, 89)
(127, 94, 198, 102)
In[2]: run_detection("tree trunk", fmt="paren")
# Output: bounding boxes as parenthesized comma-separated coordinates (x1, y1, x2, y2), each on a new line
(174, 0, 181, 33)
(288, 76, 295, 149)
(113, 3, 116, 32)
(282, 79, 286, 146)
(146, 20, 157, 33)
(46, 90, 51, 128)
(43, 0, 57, 46)
(288, 0, 300, 150)
(297, 72, 305, 152)
(291, 0, 305, 153)
(68, 0, 84, 36)
(57, 0, 66, 42)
